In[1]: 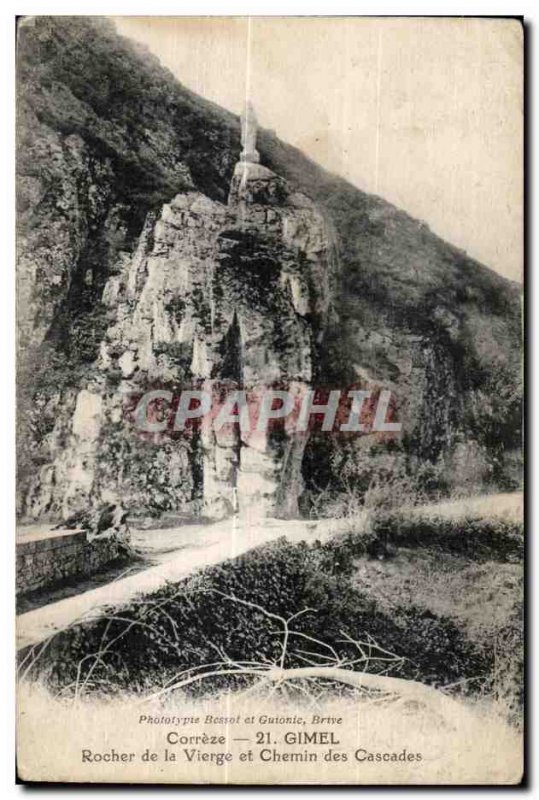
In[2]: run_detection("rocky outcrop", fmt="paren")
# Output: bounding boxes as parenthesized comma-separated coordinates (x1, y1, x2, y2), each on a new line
(21, 147, 334, 519)
(16, 17, 522, 522)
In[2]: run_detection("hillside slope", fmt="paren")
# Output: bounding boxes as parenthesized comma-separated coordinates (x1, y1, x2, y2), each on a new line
(16, 16, 522, 519)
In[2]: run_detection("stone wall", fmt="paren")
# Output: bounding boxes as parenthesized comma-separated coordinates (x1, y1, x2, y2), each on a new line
(16, 529, 123, 595)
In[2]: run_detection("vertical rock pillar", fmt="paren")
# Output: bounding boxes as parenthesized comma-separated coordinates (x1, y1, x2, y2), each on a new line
(200, 102, 331, 518)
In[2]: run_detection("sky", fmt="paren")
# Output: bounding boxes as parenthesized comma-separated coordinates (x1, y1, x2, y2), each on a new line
(112, 16, 523, 283)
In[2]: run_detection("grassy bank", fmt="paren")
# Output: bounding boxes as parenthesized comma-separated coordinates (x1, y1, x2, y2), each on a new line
(20, 509, 523, 720)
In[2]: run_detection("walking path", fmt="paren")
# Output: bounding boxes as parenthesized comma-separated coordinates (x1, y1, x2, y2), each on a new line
(16, 514, 341, 652)
(16, 491, 522, 652)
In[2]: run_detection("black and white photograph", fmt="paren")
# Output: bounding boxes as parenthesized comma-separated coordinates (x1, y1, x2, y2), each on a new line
(14, 13, 524, 785)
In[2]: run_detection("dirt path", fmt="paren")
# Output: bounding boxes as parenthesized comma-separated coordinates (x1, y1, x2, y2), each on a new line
(411, 491, 523, 522)
(16, 491, 522, 652)
(16, 514, 336, 651)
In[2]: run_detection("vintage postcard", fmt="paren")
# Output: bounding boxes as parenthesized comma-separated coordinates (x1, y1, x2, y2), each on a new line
(16, 15, 524, 785)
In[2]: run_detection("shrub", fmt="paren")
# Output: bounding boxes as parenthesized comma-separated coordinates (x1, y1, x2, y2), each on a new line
(29, 535, 498, 700)
(370, 513, 523, 563)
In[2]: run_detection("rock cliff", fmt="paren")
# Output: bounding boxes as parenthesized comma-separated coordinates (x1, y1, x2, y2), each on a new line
(17, 16, 522, 522)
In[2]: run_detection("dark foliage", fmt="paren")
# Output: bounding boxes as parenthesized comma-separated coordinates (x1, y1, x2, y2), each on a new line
(31, 534, 497, 699)
(370, 513, 524, 563)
